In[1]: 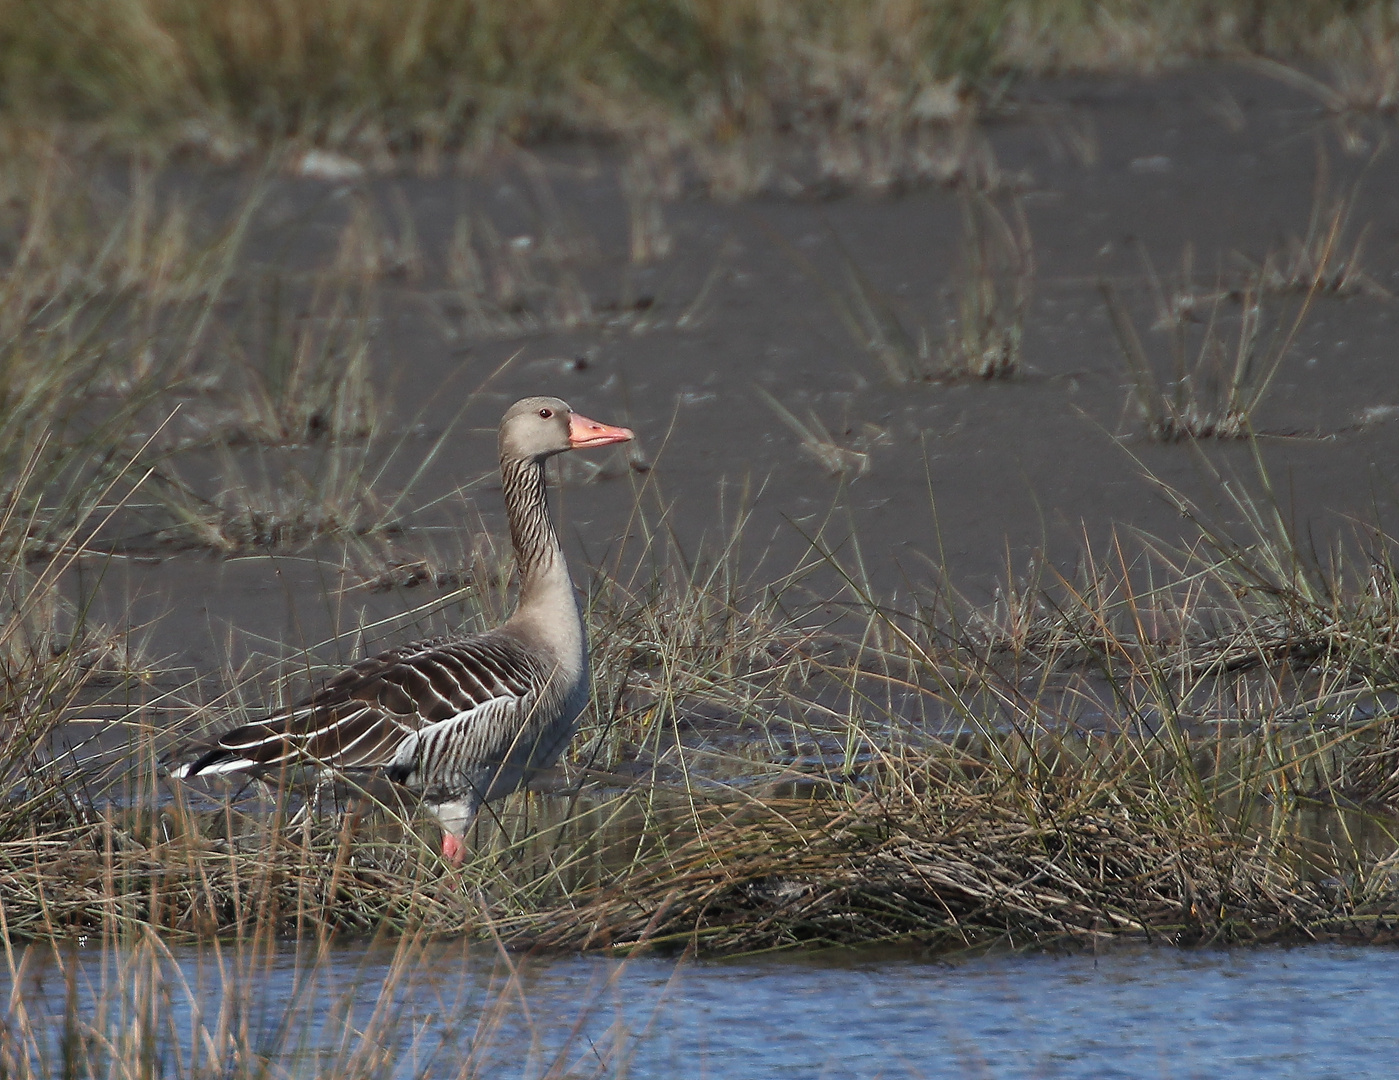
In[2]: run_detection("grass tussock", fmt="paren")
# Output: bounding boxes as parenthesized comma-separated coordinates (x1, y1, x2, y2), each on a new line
(939, 190, 1034, 379)
(1104, 147, 1388, 441)
(780, 188, 1033, 386)
(1250, 149, 1388, 299)
(225, 273, 380, 447)
(1102, 250, 1315, 441)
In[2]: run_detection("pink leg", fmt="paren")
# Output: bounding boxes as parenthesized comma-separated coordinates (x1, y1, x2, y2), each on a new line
(441, 831, 466, 865)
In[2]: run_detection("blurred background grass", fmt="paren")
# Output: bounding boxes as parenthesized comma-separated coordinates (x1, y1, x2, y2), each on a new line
(0, 0, 1391, 156)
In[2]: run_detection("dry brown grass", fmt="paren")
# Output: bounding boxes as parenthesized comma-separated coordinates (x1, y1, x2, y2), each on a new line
(9, 1, 1399, 194)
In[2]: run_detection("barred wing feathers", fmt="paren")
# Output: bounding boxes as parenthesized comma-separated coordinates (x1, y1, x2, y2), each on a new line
(177, 634, 546, 779)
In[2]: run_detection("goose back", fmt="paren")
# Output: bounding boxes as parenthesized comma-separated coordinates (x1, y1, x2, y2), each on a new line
(180, 630, 585, 807)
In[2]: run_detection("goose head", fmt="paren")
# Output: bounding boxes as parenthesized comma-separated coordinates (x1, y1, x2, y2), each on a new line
(499, 396, 634, 462)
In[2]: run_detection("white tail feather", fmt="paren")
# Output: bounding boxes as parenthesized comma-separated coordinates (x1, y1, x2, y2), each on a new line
(170, 756, 257, 779)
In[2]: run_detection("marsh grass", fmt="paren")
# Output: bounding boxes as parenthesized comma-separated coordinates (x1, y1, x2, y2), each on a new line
(939, 190, 1034, 379)
(4, 437, 1399, 964)
(2, 85, 1399, 984)
(0, 144, 414, 563)
(1244, 148, 1387, 299)
(134, 442, 388, 553)
(757, 389, 874, 477)
(1102, 249, 1316, 441)
(226, 271, 379, 446)
(0, 917, 669, 1079)
(1248, 50, 1399, 125)
(435, 159, 723, 342)
(126, 354, 490, 555)
(444, 213, 596, 338)
(0, 151, 264, 559)
(621, 146, 675, 264)
(332, 190, 425, 282)
(0, 150, 236, 310)
(1001, 3, 1399, 74)
(783, 189, 1033, 385)
(5, 1, 1399, 183)
(0, 142, 483, 558)
(0, 0, 998, 193)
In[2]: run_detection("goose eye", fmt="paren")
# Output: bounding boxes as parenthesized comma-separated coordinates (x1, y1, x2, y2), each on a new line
(538, 408, 553, 419)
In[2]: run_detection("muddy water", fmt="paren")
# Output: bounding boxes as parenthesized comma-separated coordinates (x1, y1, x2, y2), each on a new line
(8, 941, 1398, 1078)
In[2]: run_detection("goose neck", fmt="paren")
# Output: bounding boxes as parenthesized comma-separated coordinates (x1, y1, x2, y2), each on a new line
(501, 454, 567, 604)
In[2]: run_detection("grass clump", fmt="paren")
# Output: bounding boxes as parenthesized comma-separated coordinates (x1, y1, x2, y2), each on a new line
(1101, 252, 1314, 441)
(433, 155, 722, 340)
(939, 190, 1033, 379)
(1103, 149, 1387, 441)
(227, 272, 379, 447)
(781, 188, 1033, 386)
(1250, 149, 1387, 299)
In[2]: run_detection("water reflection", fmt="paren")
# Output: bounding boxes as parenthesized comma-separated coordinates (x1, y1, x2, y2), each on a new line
(4, 940, 1396, 1078)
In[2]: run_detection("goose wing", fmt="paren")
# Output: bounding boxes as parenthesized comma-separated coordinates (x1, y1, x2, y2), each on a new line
(175, 634, 541, 778)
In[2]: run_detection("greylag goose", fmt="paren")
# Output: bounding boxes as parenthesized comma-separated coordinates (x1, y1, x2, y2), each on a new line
(173, 396, 634, 864)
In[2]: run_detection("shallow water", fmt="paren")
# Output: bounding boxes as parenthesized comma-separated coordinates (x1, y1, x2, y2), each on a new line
(7, 941, 1397, 1079)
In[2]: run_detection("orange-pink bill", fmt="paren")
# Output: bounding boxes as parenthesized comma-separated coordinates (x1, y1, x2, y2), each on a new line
(568, 412, 634, 449)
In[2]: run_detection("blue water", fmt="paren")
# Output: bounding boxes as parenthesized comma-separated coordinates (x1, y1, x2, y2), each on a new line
(5, 941, 1397, 1078)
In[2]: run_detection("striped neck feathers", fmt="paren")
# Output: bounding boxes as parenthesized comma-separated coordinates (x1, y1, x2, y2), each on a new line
(499, 452, 587, 680)
(501, 454, 566, 600)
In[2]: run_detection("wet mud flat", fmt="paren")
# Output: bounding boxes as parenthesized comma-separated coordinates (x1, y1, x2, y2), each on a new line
(55, 63, 1397, 678)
